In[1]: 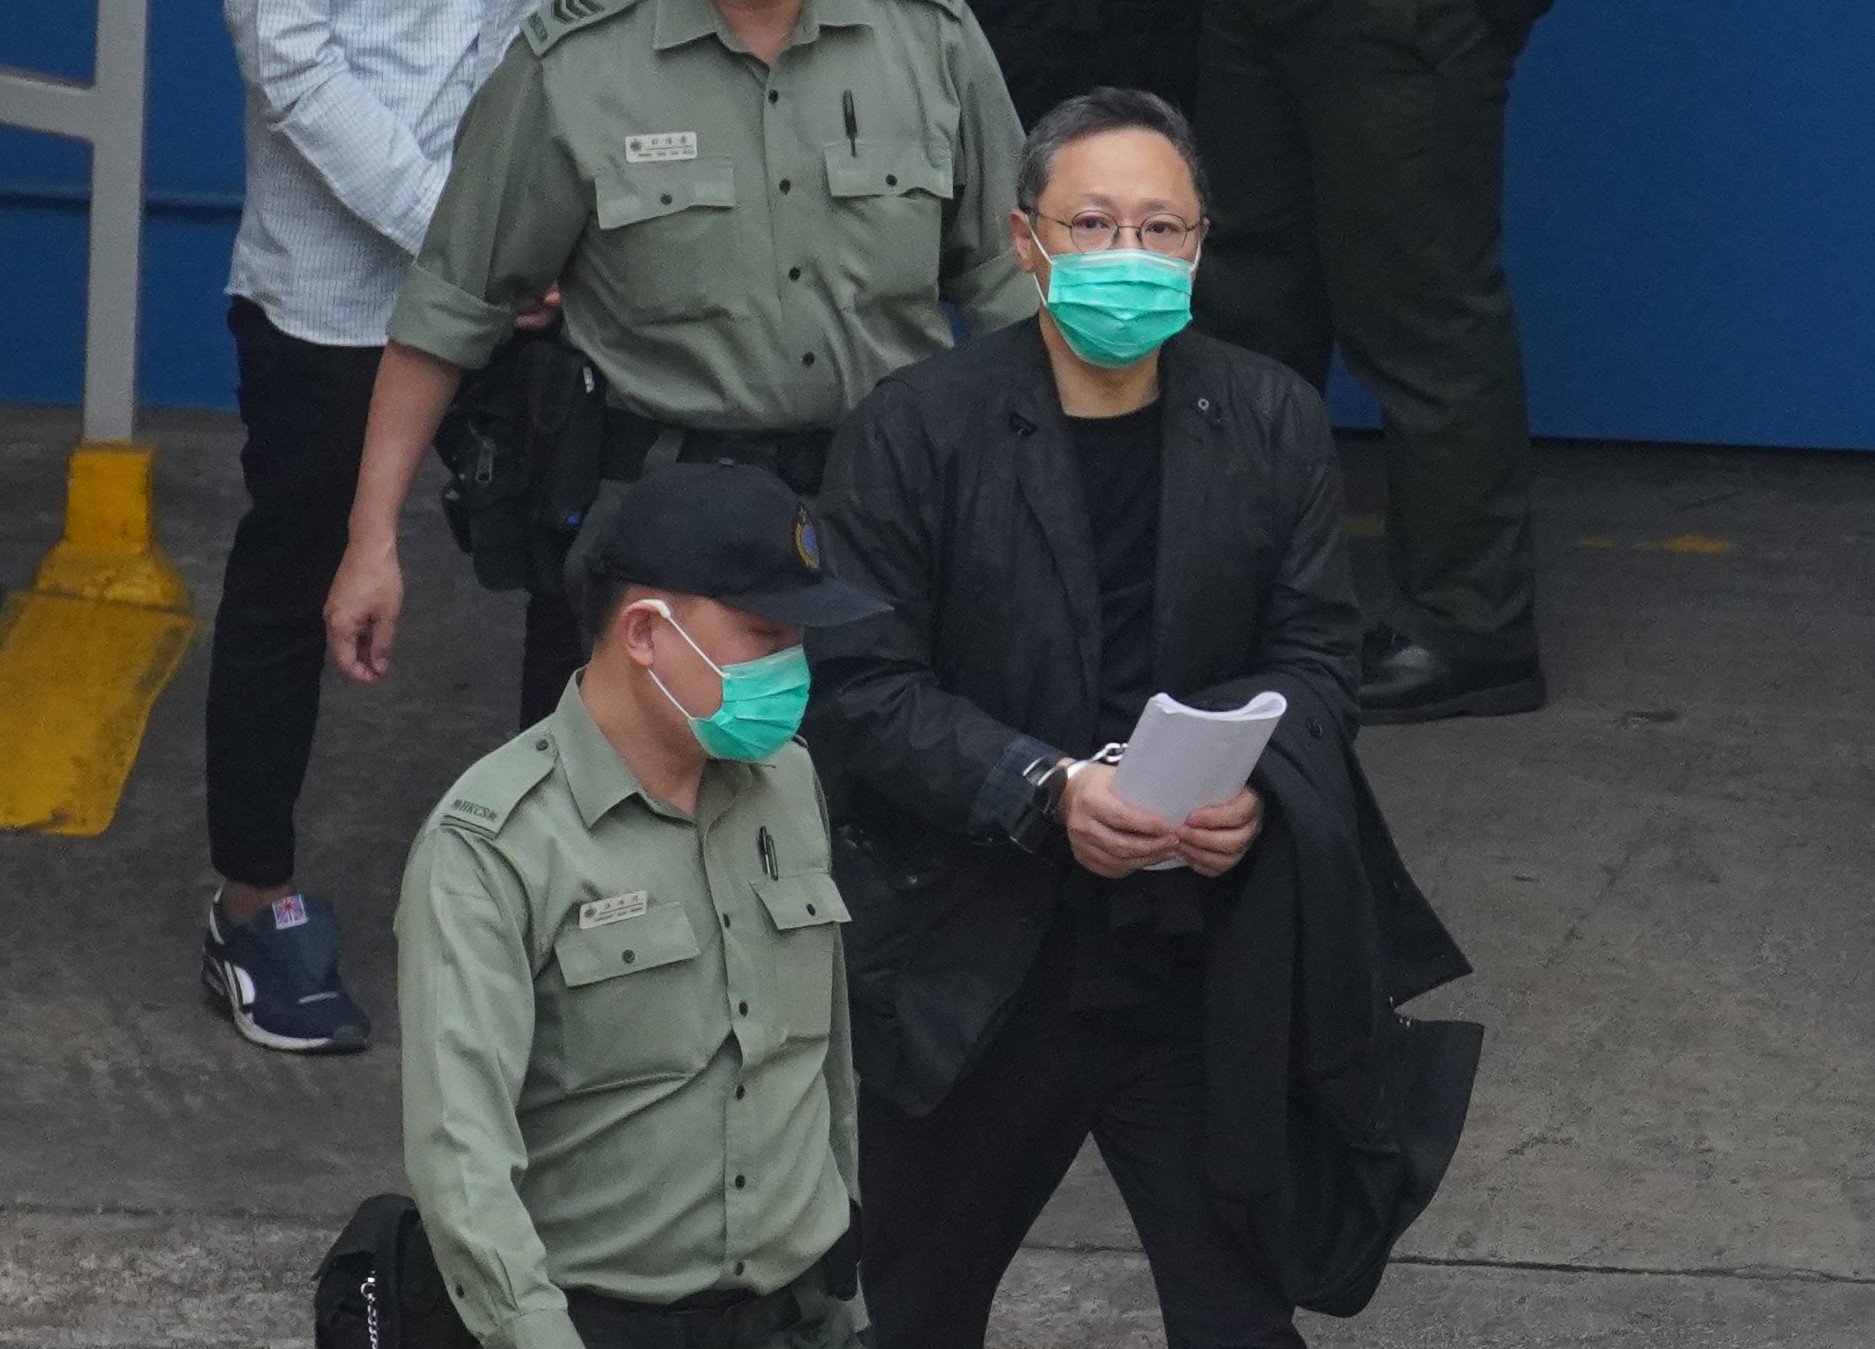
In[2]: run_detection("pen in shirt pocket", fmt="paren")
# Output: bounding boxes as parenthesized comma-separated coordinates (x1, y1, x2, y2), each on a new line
(842, 90, 859, 156)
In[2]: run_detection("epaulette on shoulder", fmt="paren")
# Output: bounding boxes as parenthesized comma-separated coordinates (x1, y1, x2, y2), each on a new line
(894, 0, 965, 18)
(434, 731, 559, 837)
(524, 0, 643, 55)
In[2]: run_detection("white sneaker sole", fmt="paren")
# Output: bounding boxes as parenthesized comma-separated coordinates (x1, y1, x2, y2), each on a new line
(200, 952, 360, 1054)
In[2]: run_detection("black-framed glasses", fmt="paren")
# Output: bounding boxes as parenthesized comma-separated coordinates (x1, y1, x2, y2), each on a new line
(1030, 208, 1202, 256)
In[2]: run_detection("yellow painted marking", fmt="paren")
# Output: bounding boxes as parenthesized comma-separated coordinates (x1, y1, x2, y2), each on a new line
(0, 442, 197, 836)
(0, 593, 196, 835)
(1345, 514, 1387, 539)
(1637, 532, 1736, 556)
(33, 446, 191, 608)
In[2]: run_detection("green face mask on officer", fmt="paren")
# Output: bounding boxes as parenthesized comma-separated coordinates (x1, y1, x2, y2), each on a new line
(634, 598, 812, 762)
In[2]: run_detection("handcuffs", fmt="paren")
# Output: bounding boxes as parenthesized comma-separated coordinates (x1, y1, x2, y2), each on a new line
(1009, 741, 1126, 853)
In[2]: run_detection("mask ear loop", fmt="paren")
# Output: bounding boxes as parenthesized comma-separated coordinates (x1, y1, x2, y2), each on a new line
(624, 598, 728, 724)
(1024, 213, 1055, 307)
(626, 597, 727, 677)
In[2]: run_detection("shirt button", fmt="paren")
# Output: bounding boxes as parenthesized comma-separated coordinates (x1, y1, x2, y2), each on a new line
(659, 192, 673, 205)
(767, 90, 779, 103)
(621, 950, 636, 964)
(787, 266, 802, 281)
(739, 1001, 749, 1015)
(805, 904, 817, 916)
(885, 173, 898, 187)
(734, 1174, 747, 1189)
(778, 178, 792, 193)
(533, 738, 549, 751)
(735, 1261, 746, 1276)
(722, 914, 732, 929)
(801, 352, 815, 367)
(735, 1084, 746, 1100)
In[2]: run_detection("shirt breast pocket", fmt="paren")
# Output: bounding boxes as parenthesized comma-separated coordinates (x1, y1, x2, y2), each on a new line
(551, 904, 709, 1092)
(750, 872, 850, 1041)
(822, 140, 954, 308)
(592, 158, 744, 324)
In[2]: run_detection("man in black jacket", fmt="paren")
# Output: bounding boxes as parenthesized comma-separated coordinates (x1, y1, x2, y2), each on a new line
(807, 89, 1374, 1349)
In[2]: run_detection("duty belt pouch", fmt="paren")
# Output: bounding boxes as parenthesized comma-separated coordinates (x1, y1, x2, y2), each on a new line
(432, 332, 607, 595)
(313, 1193, 477, 1349)
(524, 342, 608, 596)
(434, 334, 545, 593)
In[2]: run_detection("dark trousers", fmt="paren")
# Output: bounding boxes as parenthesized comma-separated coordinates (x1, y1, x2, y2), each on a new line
(522, 588, 584, 727)
(858, 923, 1303, 1349)
(966, 0, 1203, 125)
(205, 299, 381, 887)
(1193, 0, 1539, 662)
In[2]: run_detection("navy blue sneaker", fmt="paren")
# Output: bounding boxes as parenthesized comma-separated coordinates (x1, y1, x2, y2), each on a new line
(201, 892, 370, 1053)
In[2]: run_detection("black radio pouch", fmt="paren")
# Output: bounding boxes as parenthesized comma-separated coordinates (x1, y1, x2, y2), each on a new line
(433, 329, 606, 595)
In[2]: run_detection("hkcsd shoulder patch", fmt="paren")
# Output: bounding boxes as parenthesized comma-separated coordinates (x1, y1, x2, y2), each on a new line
(525, 0, 643, 54)
(437, 733, 558, 836)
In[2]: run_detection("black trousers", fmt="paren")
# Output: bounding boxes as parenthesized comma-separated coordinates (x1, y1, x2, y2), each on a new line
(1193, 0, 1539, 663)
(521, 588, 584, 727)
(205, 299, 381, 887)
(966, 0, 1203, 126)
(858, 922, 1304, 1349)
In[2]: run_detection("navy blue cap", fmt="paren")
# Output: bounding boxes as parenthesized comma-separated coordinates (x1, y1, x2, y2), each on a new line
(586, 461, 888, 626)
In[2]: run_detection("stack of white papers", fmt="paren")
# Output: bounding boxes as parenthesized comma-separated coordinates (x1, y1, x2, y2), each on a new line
(1109, 690, 1288, 828)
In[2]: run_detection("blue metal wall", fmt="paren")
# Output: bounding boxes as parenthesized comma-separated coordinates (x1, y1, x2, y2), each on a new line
(3, 4, 1872, 449)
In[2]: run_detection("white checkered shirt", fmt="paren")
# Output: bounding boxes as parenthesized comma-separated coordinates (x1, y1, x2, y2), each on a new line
(224, 0, 535, 347)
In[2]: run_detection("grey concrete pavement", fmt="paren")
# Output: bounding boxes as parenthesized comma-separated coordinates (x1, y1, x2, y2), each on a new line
(1, 404, 1870, 1346)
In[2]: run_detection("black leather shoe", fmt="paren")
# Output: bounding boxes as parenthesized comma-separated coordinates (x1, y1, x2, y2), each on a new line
(1360, 625, 1546, 725)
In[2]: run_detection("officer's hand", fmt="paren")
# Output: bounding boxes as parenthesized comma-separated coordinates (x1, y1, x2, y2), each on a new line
(514, 284, 561, 332)
(1058, 763, 1180, 879)
(1177, 787, 1264, 877)
(324, 541, 403, 683)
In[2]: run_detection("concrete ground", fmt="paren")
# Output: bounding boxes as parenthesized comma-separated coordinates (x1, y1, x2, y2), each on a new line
(1, 403, 1870, 1348)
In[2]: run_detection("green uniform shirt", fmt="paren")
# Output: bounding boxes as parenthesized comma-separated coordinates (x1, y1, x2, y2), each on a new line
(390, 0, 1036, 431)
(397, 678, 858, 1349)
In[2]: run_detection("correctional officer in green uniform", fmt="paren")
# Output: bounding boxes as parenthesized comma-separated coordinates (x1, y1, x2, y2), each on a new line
(325, 0, 1035, 719)
(398, 462, 889, 1349)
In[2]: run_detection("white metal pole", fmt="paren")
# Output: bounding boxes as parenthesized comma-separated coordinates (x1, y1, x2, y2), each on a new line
(83, 2, 149, 444)
(0, 0, 149, 443)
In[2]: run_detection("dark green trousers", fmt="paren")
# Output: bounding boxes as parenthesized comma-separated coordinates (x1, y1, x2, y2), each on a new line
(1194, 0, 1540, 662)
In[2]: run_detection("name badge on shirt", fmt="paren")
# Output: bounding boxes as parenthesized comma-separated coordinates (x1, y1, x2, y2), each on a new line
(580, 892, 649, 929)
(625, 132, 698, 164)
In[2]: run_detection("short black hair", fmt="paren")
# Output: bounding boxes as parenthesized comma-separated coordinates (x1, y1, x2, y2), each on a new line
(583, 570, 633, 650)
(1016, 87, 1209, 217)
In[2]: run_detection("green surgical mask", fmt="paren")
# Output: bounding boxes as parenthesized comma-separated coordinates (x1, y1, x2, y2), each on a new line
(639, 603, 810, 762)
(1032, 230, 1196, 368)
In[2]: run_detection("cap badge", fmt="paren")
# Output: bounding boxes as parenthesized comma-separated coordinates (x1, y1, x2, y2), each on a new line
(794, 509, 822, 573)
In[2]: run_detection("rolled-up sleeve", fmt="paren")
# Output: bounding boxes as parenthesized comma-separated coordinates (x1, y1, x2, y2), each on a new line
(937, 8, 1038, 335)
(389, 43, 589, 371)
(397, 828, 585, 1349)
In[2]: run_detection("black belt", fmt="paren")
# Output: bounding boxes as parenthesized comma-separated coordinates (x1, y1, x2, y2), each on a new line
(601, 407, 832, 496)
(563, 1276, 804, 1349)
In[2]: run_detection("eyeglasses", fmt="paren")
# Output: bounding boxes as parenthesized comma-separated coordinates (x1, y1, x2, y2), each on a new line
(1029, 209, 1202, 256)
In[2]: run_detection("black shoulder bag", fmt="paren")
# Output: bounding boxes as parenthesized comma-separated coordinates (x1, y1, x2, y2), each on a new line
(313, 1193, 477, 1349)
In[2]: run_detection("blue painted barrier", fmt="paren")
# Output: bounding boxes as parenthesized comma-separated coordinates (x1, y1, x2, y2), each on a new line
(2, 3, 1871, 449)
